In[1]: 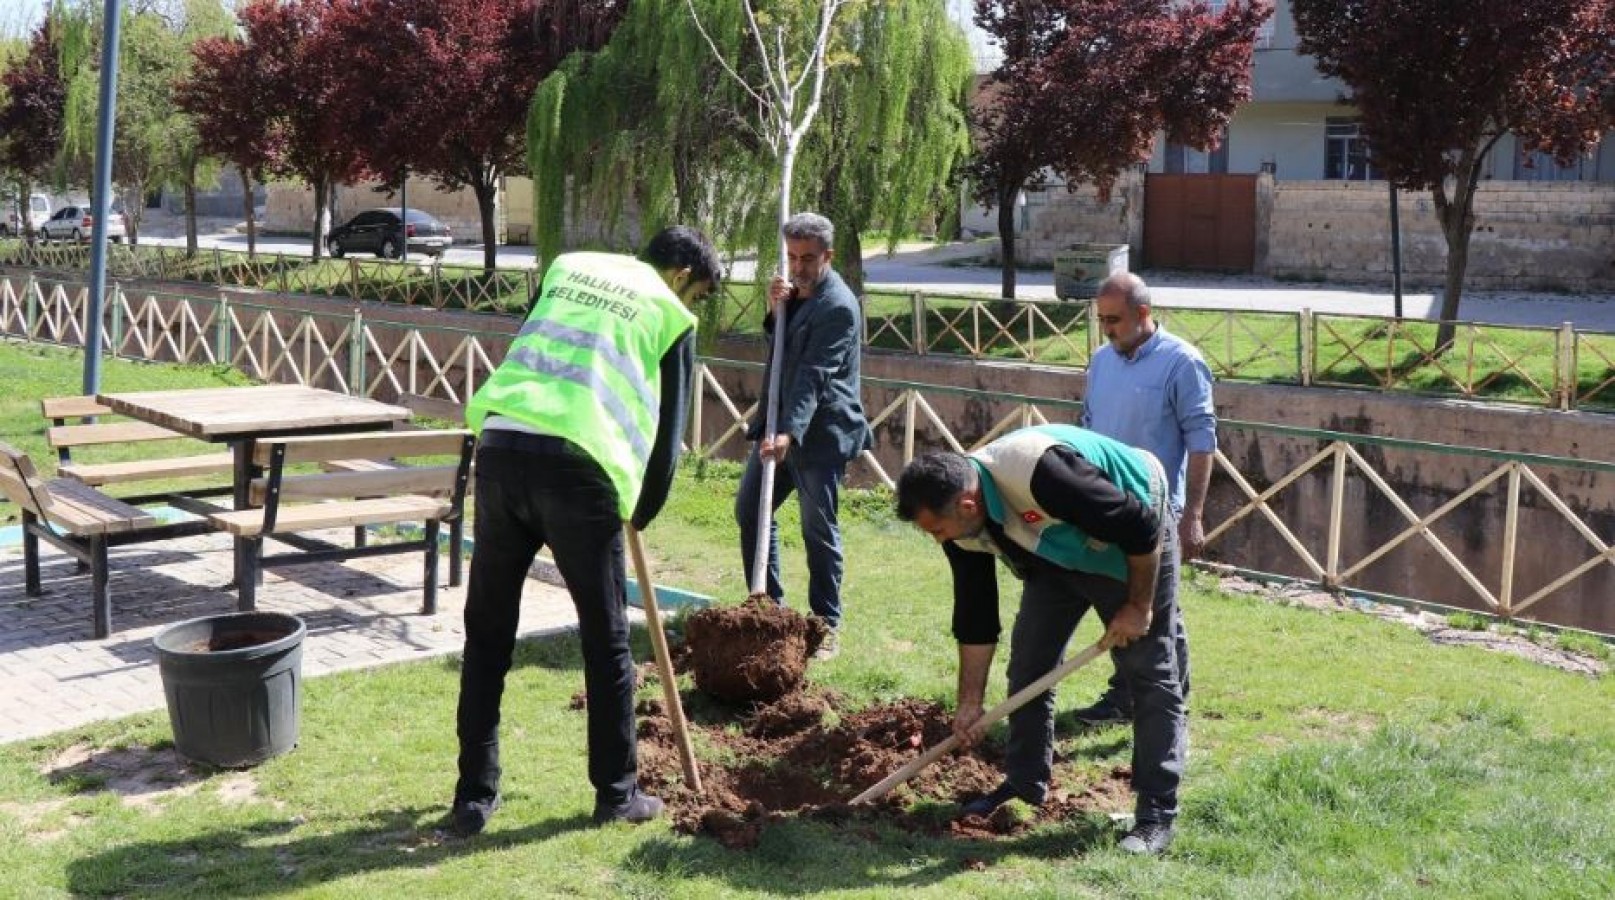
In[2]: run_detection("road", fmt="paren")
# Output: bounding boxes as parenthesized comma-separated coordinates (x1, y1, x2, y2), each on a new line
(134, 227, 1615, 332)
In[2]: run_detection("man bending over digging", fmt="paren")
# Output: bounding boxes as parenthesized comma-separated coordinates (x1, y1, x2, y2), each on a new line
(894, 424, 1187, 856)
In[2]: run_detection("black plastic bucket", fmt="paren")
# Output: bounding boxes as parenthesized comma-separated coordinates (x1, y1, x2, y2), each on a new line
(153, 611, 306, 768)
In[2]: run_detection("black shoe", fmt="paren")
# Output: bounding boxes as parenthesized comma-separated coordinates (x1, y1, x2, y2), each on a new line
(449, 794, 500, 837)
(1119, 820, 1174, 855)
(958, 780, 1031, 818)
(592, 789, 665, 825)
(1070, 696, 1132, 727)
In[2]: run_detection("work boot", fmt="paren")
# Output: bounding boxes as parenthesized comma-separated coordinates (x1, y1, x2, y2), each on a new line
(592, 788, 665, 825)
(1118, 820, 1175, 856)
(1070, 695, 1131, 728)
(812, 630, 840, 661)
(449, 793, 500, 837)
(957, 780, 1035, 818)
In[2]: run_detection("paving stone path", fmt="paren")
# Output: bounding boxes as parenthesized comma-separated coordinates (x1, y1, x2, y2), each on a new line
(0, 532, 608, 746)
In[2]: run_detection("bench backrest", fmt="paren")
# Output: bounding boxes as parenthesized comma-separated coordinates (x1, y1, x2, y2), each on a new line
(42, 395, 190, 460)
(249, 429, 476, 510)
(0, 441, 51, 517)
(0, 441, 156, 534)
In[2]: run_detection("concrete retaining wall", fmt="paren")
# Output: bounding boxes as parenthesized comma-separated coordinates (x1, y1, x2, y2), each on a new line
(708, 337, 1615, 632)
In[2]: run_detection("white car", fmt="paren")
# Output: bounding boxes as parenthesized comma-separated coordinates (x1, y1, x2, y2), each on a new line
(1, 194, 52, 237)
(38, 204, 127, 243)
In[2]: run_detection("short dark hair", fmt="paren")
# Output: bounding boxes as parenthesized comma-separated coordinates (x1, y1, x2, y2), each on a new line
(641, 225, 723, 292)
(781, 212, 834, 252)
(895, 452, 975, 521)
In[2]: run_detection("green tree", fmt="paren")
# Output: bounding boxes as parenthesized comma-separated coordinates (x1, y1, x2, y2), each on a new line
(529, 1, 773, 266)
(529, 0, 972, 292)
(802, 0, 972, 291)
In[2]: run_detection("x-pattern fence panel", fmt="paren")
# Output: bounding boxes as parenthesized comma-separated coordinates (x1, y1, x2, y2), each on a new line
(689, 358, 1613, 630)
(0, 278, 1609, 632)
(3, 255, 1611, 411)
(1312, 314, 1562, 406)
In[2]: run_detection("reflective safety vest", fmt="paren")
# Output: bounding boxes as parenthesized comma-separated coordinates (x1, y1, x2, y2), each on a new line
(954, 424, 1165, 580)
(467, 252, 697, 518)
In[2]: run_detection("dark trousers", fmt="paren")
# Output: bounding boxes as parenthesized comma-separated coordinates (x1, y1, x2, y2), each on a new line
(455, 443, 639, 811)
(1004, 519, 1187, 825)
(734, 445, 847, 629)
(1098, 521, 1190, 710)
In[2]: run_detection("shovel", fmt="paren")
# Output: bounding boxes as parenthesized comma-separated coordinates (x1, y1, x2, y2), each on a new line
(624, 525, 703, 794)
(746, 276, 791, 599)
(850, 640, 1108, 806)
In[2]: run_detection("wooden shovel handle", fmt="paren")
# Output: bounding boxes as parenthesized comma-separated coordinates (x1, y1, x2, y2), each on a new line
(625, 525, 703, 795)
(850, 641, 1108, 806)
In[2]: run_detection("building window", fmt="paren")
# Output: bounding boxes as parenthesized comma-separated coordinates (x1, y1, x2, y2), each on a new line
(1164, 137, 1230, 174)
(1513, 148, 1594, 182)
(1325, 117, 1381, 181)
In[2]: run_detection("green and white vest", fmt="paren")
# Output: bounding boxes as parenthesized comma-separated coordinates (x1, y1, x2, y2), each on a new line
(955, 424, 1165, 580)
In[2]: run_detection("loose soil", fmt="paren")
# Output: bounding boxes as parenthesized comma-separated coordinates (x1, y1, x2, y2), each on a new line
(682, 598, 829, 702)
(635, 601, 1132, 849)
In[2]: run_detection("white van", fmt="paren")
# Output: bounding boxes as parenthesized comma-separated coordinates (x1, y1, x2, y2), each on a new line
(2, 194, 52, 237)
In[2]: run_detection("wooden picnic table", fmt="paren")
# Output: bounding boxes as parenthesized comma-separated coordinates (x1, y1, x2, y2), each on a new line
(97, 385, 410, 442)
(97, 385, 412, 599)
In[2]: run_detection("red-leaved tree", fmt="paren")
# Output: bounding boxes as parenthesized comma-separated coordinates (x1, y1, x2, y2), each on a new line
(320, 0, 626, 271)
(970, 0, 1272, 298)
(192, 0, 363, 260)
(1293, 0, 1615, 346)
(177, 19, 285, 258)
(0, 20, 66, 241)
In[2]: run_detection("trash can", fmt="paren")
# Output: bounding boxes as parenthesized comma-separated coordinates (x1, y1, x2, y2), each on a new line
(153, 611, 305, 768)
(1053, 243, 1130, 300)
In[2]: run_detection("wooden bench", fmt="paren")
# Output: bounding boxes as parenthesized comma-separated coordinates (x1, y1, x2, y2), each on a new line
(42, 396, 234, 495)
(205, 429, 475, 614)
(0, 441, 214, 638)
(321, 393, 473, 564)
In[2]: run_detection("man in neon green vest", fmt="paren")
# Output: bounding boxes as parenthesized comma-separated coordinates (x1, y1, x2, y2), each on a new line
(451, 226, 721, 836)
(895, 424, 1185, 856)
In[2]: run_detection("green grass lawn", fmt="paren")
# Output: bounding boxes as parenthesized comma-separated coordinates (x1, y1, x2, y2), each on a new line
(0, 339, 253, 499)
(1, 343, 1613, 897)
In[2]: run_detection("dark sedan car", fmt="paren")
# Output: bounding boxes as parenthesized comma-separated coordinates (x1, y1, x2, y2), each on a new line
(326, 208, 452, 259)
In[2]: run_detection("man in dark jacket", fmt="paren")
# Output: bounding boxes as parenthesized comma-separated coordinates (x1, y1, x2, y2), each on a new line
(895, 424, 1186, 856)
(735, 211, 872, 660)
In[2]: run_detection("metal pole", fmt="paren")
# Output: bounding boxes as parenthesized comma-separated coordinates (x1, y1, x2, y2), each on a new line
(83, 0, 124, 395)
(1389, 183, 1404, 320)
(399, 169, 409, 263)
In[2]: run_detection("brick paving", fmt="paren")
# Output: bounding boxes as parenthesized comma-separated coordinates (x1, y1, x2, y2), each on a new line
(0, 531, 616, 746)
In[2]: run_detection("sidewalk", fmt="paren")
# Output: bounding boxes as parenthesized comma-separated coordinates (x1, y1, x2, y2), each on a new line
(0, 532, 605, 746)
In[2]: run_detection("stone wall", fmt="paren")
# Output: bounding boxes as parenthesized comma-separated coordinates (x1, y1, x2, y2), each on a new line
(262, 177, 495, 243)
(1016, 176, 1615, 292)
(986, 171, 1143, 266)
(1264, 180, 1615, 292)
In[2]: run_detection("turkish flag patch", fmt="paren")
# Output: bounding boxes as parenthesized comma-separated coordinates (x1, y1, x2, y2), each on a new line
(1020, 509, 1043, 524)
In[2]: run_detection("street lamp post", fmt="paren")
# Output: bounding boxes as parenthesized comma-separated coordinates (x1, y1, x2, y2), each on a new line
(83, 0, 124, 396)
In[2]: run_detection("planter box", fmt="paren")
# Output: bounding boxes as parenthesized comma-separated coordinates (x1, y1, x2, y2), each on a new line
(1053, 243, 1129, 300)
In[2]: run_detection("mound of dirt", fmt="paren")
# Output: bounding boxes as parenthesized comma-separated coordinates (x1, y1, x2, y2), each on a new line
(633, 689, 1133, 850)
(682, 598, 829, 702)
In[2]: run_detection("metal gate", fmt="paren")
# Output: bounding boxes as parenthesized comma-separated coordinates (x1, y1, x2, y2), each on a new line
(1143, 173, 1257, 271)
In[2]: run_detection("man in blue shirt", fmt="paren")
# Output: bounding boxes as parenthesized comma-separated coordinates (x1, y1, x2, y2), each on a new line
(1072, 272, 1216, 726)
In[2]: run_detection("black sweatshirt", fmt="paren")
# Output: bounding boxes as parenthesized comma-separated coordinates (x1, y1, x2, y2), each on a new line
(945, 443, 1161, 645)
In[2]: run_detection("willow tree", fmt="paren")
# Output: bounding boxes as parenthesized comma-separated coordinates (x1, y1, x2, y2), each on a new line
(802, 0, 972, 292)
(528, 0, 973, 285)
(528, 1, 778, 266)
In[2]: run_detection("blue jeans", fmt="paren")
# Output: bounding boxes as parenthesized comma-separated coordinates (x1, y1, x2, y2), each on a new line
(455, 443, 640, 812)
(1003, 519, 1187, 825)
(734, 445, 847, 629)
